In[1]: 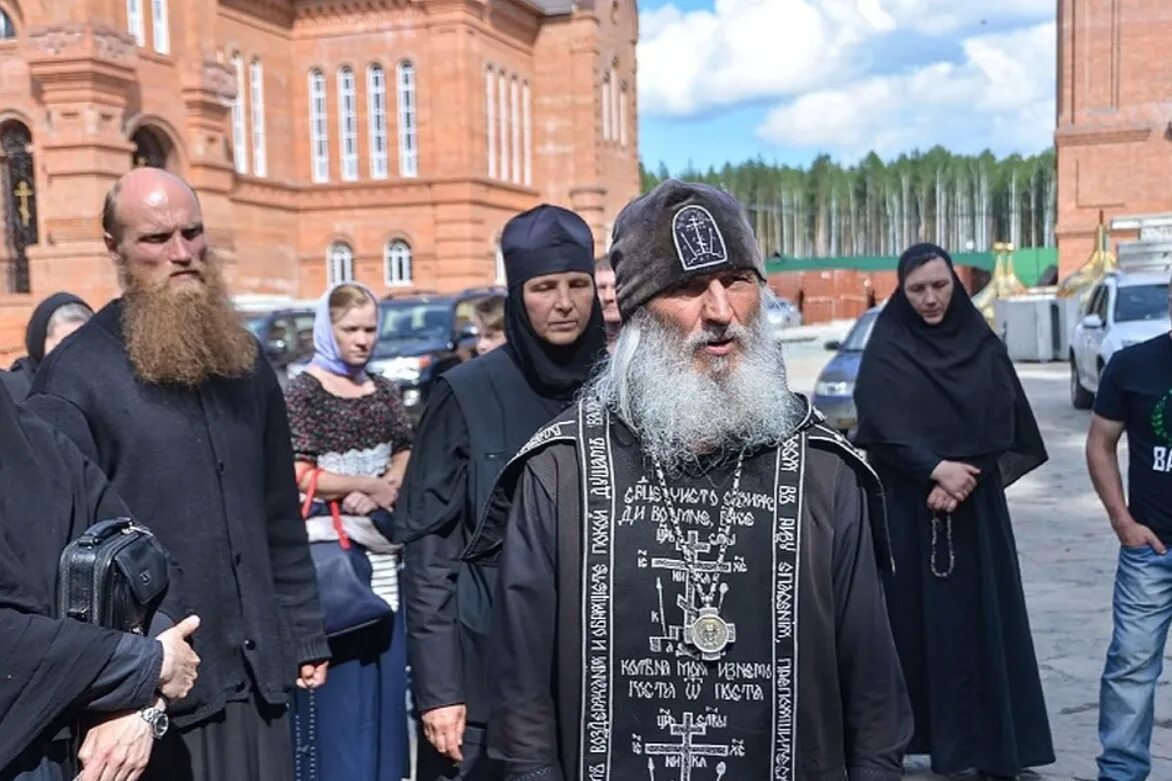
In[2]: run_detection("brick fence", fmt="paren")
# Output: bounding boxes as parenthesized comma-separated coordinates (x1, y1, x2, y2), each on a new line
(768, 266, 977, 324)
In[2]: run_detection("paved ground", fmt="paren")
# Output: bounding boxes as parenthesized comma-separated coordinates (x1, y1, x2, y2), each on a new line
(781, 333, 1172, 780)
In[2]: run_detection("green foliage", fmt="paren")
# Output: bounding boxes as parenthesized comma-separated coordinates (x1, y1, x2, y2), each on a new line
(641, 148, 1057, 257)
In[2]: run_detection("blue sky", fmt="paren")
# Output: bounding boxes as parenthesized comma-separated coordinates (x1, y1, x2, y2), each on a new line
(637, 0, 1056, 174)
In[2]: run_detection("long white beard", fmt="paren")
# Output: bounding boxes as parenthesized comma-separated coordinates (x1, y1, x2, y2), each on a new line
(581, 300, 804, 476)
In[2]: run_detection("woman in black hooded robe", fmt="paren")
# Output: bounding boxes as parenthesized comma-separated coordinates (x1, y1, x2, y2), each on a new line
(0, 378, 177, 781)
(0, 292, 92, 401)
(854, 243, 1054, 779)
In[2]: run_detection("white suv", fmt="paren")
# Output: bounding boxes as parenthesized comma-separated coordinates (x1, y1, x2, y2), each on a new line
(1069, 270, 1170, 409)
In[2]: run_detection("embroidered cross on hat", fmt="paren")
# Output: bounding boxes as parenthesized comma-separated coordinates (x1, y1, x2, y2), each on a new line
(608, 179, 765, 321)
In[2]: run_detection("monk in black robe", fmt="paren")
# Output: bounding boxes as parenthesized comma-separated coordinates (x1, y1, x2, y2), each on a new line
(0, 369, 201, 781)
(0, 292, 92, 401)
(483, 180, 912, 781)
(397, 205, 606, 781)
(27, 168, 328, 781)
(854, 243, 1054, 779)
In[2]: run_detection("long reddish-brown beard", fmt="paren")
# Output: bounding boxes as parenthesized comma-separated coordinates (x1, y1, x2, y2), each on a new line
(121, 256, 257, 386)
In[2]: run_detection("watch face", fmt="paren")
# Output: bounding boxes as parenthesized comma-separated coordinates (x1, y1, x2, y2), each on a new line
(151, 711, 169, 739)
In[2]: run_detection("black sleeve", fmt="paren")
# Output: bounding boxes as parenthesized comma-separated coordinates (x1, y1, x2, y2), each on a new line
(401, 383, 472, 712)
(23, 392, 101, 464)
(1093, 351, 1129, 422)
(832, 461, 914, 780)
(487, 459, 564, 781)
(78, 635, 164, 712)
(866, 443, 939, 483)
(259, 365, 330, 666)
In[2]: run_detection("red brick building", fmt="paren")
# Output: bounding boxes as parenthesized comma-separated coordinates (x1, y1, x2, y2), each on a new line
(0, 0, 639, 354)
(1055, 0, 1172, 275)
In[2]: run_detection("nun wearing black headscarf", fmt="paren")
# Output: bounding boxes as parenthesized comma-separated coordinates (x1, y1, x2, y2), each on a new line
(854, 243, 1053, 779)
(396, 204, 606, 781)
(0, 293, 92, 402)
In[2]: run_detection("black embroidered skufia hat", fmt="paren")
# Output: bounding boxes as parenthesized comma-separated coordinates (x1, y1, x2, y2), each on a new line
(608, 179, 765, 320)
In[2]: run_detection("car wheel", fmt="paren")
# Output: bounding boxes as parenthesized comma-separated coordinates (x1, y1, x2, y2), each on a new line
(1070, 356, 1094, 410)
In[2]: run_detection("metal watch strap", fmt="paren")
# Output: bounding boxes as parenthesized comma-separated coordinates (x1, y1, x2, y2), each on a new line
(138, 706, 169, 740)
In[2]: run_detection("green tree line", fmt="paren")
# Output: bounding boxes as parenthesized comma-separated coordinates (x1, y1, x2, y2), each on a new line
(641, 147, 1056, 258)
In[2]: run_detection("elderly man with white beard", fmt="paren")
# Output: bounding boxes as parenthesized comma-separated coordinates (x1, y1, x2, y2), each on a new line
(475, 180, 913, 781)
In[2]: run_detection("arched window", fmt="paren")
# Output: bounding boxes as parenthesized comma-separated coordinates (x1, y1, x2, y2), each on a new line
(127, 0, 145, 47)
(151, 0, 169, 54)
(485, 67, 496, 178)
(385, 240, 412, 286)
(510, 77, 520, 184)
(327, 242, 354, 285)
(0, 9, 16, 39)
(3, 122, 36, 292)
(601, 72, 612, 142)
(131, 127, 169, 169)
(230, 53, 248, 174)
(498, 71, 508, 180)
(522, 81, 532, 186)
(308, 69, 329, 182)
(249, 59, 266, 176)
(338, 66, 358, 181)
(367, 64, 388, 179)
(397, 61, 418, 177)
(610, 65, 620, 142)
(619, 82, 628, 147)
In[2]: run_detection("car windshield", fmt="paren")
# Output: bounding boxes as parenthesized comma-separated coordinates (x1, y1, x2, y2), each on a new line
(378, 302, 452, 342)
(1115, 283, 1169, 323)
(241, 316, 266, 339)
(839, 310, 879, 351)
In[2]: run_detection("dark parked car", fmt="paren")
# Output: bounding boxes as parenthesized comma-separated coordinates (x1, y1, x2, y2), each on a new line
(288, 287, 504, 421)
(812, 306, 880, 439)
(239, 306, 315, 384)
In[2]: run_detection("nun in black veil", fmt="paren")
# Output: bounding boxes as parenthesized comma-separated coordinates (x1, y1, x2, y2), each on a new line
(854, 243, 1054, 780)
(0, 381, 198, 781)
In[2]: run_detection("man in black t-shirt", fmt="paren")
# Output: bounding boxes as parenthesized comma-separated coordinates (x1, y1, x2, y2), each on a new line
(1087, 294, 1172, 780)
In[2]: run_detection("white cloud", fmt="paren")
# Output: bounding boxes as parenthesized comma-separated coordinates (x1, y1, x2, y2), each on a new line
(753, 22, 1056, 160)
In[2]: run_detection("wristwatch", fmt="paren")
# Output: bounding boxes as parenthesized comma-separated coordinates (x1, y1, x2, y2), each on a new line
(138, 706, 170, 740)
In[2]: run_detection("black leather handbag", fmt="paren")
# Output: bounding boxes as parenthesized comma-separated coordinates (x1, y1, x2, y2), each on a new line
(56, 518, 170, 635)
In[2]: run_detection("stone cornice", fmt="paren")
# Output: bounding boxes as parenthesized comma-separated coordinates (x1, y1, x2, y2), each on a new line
(1054, 123, 1153, 147)
(229, 174, 538, 211)
(24, 24, 137, 104)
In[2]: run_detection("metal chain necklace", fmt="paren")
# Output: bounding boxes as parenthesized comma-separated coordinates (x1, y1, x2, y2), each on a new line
(930, 513, 955, 578)
(651, 450, 745, 660)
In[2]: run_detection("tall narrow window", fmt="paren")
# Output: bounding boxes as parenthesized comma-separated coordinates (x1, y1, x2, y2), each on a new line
(327, 242, 354, 285)
(619, 83, 628, 147)
(250, 59, 267, 176)
(385, 240, 413, 286)
(610, 65, 620, 142)
(367, 64, 388, 179)
(397, 61, 418, 178)
(338, 67, 358, 181)
(601, 73, 612, 141)
(486, 68, 496, 178)
(308, 69, 329, 183)
(231, 54, 249, 174)
(498, 72, 509, 181)
(510, 78, 520, 184)
(127, 0, 145, 47)
(522, 82, 532, 186)
(151, 0, 169, 54)
(0, 9, 14, 39)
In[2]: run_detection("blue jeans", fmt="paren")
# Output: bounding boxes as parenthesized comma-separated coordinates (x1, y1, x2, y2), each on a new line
(1098, 545, 1172, 780)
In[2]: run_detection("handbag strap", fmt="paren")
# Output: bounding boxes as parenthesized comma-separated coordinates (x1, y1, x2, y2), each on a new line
(300, 467, 321, 520)
(300, 465, 352, 550)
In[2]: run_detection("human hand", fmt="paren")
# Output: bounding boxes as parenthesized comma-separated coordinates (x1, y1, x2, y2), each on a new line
(156, 615, 200, 701)
(78, 710, 154, 781)
(341, 491, 378, 515)
(931, 460, 981, 502)
(421, 704, 466, 763)
(1114, 519, 1168, 554)
(926, 486, 959, 514)
(296, 660, 329, 689)
(364, 478, 399, 511)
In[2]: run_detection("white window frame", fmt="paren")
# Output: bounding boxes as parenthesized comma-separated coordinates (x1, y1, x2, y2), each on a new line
(397, 60, 418, 178)
(385, 240, 413, 287)
(338, 66, 359, 182)
(249, 59, 267, 176)
(231, 53, 249, 174)
(486, 68, 496, 178)
(327, 242, 354, 285)
(601, 73, 612, 141)
(610, 65, 620, 143)
(0, 10, 14, 39)
(127, 0, 145, 47)
(510, 78, 521, 184)
(498, 72, 509, 181)
(522, 82, 532, 186)
(151, 0, 169, 54)
(308, 69, 330, 183)
(367, 64, 389, 180)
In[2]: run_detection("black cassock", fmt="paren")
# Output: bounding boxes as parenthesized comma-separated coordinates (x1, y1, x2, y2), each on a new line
(0, 378, 162, 780)
(481, 400, 912, 781)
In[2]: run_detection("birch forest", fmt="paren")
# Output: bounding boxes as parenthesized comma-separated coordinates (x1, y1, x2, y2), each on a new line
(641, 147, 1057, 258)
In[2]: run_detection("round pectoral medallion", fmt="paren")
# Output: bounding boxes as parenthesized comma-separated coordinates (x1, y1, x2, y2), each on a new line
(690, 610, 731, 655)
